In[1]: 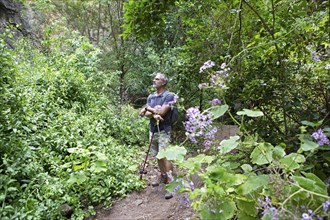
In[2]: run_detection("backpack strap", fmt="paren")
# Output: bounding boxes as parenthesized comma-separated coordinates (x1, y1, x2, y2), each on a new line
(161, 90, 173, 128)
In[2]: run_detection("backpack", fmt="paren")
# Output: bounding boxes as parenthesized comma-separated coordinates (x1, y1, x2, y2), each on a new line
(169, 106, 179, 126)
(162, 91, 179, 126)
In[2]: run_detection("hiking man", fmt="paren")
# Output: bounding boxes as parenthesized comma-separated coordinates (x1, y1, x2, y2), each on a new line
(139, 72, 174, 199)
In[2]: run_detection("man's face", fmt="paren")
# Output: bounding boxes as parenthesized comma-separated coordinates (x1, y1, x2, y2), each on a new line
(152, 74, 165, 88)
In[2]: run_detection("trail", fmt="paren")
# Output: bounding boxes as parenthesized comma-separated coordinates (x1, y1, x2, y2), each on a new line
(90, 125, 238, 220)
(89, 161, 197, 220)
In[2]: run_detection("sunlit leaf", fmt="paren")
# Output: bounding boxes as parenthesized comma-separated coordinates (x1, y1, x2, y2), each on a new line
(67, 148, 77, 153)
(301, 120, 322, 127)
(219, 136, 240, 154)
(299, 134, 319, 151)
(236, 198, 258, 217)
(236, 175, 268, 195)
(237, 109, 264, 117)
(272, 146, 286, 159)
(73, 162, 88, 171)
(200, 198, 236, 220)
(300, 172, 327, 195)
(67, 172, 88, 185)
(157, 145, 187, 162)
(209, 104, 229, 119)
(95, 152, 107, 160)
(280, 153, 305, 171)
(91, 160, 108, 173)
(241, 164, 252, 173)
(183, 154, 214, 171)
(250, 143, 274, 165)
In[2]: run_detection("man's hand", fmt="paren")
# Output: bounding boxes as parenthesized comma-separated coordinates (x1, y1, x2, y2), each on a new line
(153, 114, 164, 121)
(139, 107, 147, 116)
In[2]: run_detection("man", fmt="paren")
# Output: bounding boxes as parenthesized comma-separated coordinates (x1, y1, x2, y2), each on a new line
(139, 72, 174, 199)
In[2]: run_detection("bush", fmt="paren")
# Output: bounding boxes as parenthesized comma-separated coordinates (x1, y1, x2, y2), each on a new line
(0, 30, 146, 219)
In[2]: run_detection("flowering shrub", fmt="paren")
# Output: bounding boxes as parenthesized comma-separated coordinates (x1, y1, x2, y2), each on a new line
(184, 107, 218, 149)
(159, 60, 330, 220)
(199, 60, 215, 73)
(312, 129, 330, 146)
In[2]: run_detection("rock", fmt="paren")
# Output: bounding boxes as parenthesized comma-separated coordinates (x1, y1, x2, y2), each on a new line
(191, 173, 204, 189)
(60, 203, 74, 218)
(133, 199, 143, 206)
(0, 0, 32, 47)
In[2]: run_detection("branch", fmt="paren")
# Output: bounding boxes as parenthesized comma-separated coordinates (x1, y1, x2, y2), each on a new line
(242, 0, 274, 38)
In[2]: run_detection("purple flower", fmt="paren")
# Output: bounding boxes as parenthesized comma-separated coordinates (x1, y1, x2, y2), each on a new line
(203, 140, 213, 149)
(168, 94, 179, 106)
(199, 60, 215, 73)
(323, 199, 330, 212)
(316, 215, 324, 220)
(311, 129, 330, 146)
(209, 70, 228, 88)
(172, 184, 181, 196)
(179, 194, 190, 208)
(220, 63, 226, 69)
(209, 98, 221, 106)
(184, 107, 217, 149)
(301, 213, 313, 220)
(189, 181, 194, 191)
(258, 197, 280, 220)
(198, 83, 209, 89)
(187, 134, 197, 143)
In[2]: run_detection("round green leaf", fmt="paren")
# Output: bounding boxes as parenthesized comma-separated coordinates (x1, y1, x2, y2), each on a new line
(299, 134, 319, 151)
(236, 175, 269, 195)
(250, 143, 274, 165)
(219, 135, 240, 154)
(156, 145, 187, 162)
(209, 104, 229, 120)
(280, 153, 305, 171)
(241, 164, 253, 173)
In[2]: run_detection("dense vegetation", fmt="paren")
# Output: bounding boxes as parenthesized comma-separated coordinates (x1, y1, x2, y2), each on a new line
(0, 27, 147, 219)
(1, 0, 329, 219)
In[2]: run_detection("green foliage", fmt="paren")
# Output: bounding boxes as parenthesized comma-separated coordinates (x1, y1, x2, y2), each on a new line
(0, 28, 146, 218)
(2, 0, 330, 219)
(105, 105, 149, 146)
(170, 126, 330, 219)
(166, 59, 330, 219)
(157, 145, 187, 162)
(123, 0, 176, 41)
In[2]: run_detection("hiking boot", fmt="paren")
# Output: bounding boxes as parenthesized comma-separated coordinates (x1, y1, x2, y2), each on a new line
(165, 192, 173, 200)
(151, 174, 168, 187)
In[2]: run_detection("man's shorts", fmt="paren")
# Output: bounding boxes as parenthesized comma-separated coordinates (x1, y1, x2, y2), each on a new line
(149, 130, 171, 157)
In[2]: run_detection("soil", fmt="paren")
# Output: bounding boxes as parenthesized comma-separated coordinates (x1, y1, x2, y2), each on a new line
(89, 159, 198, 220)
(89, 125, 239, 220)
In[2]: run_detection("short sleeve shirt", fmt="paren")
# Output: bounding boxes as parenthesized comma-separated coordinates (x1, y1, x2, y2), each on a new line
(147, 90, 174, 132)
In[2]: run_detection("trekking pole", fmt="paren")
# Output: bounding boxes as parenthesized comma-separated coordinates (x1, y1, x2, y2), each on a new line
(139, 126, 156, 180)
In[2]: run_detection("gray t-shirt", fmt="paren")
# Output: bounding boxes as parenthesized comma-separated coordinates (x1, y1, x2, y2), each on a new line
(147, 90, 174, 132)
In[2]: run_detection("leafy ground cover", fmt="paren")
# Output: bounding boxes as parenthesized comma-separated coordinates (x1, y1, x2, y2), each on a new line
(0, 33, 148, 219)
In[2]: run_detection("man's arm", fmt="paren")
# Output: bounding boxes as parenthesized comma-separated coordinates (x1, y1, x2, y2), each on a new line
(139, 106, 164, 121)
(142, 105, 170, 117)
(139, 106, 155, 117)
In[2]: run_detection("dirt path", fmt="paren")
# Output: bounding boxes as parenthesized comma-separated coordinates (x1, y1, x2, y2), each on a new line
(90, 125, 238, 220)
(90, 161, 197, 220)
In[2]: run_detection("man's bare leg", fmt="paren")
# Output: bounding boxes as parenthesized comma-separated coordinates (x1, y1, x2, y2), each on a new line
(158, 158, 173, 183)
